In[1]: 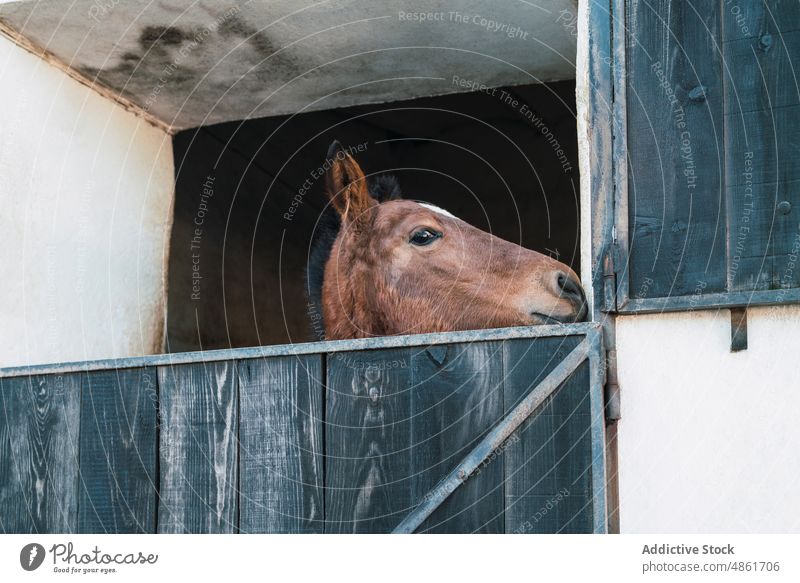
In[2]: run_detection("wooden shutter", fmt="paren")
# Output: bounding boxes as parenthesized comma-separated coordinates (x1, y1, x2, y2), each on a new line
(615, 0, 800, 311)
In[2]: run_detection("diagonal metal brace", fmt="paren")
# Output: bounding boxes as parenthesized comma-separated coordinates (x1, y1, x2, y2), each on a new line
(392, 337, 593, 533)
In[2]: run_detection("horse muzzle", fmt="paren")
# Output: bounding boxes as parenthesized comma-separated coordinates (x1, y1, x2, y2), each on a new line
(525, 270, 587, 324)
(555, 271, 588, 322)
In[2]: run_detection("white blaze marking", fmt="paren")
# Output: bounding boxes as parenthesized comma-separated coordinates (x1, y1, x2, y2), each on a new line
(419, 202, 458, 219)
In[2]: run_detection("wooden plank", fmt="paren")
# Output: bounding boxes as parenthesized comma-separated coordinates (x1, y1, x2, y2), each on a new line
(238, 356, 324, 533)
(626, 0, 727, 299)
(724, 11, 800, 291)
(723, 0, 800, 42)
(551, 360, 593, 533)
(504, 337, 593, 534)
(324, 349, 412, 533)
(409, 342, 505, 533)
(0, 374, 81, 533)
(724, 32, 800, 114)
(157, 362, 238, 533)
(77, 368, 158, 533)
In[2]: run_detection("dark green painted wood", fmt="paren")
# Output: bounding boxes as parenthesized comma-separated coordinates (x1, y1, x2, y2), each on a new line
(724, 6, 800, 292)
(550, 360, 593, 533)
(0, 374, 81, 533)
(324, 349, 413, 533)
(622, 0, 800, 309)
(410, 342, 505, 533)
(504, 337, 593, 534)
(0, 329, 603, 534)
(626, 0, 727, 300)
(157, 362, 238, 533)
(723, 0, 800, 42)
(77, 368, 158, 533)
(238, 356, 324, 533)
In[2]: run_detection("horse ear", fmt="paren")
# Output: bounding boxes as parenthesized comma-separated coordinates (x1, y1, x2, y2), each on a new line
(324, 140, 376, 223)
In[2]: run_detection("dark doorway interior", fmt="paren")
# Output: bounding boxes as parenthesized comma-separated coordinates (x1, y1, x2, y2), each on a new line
(167, 81, 579, 352)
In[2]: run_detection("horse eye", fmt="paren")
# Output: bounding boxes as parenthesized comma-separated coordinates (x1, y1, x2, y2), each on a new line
(409, 228, 441, 246)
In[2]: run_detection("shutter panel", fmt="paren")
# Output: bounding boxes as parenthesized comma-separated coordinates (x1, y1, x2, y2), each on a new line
(724, 0, 800, 293)
(618, 0, 800, 310)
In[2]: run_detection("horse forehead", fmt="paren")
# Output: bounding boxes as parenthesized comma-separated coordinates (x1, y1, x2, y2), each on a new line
(417, 202, 458, 220)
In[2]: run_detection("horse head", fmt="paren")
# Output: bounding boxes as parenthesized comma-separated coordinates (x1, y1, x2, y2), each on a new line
(309, 141, 587, 340)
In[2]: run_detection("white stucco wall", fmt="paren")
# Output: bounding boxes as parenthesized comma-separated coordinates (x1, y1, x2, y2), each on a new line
(616, 306, 800, 533)
(0, 34, 174, 367)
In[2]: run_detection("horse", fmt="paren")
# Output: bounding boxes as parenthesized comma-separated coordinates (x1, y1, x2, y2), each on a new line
(306, 141, 587, 341)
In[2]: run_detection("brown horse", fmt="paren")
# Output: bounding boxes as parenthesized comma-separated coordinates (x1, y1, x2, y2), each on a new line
(306, 141, 586, 341)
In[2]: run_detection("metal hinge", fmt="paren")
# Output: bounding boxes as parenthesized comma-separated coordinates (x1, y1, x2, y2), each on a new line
(601, 242, 619, 312)
(605, 348, 621, 421)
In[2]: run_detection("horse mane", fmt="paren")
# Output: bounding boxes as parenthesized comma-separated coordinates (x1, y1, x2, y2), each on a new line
(306, 173, 402, 339)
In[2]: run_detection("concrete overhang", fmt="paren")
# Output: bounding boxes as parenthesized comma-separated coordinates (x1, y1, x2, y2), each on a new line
(0, 0, 578, 131)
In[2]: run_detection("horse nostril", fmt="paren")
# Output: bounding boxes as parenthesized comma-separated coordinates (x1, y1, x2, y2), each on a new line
(555, 272, 587, 322)
(556, 271, 584, 301)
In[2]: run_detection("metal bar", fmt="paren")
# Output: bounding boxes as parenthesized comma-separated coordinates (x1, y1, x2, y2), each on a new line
(618, 288, 800, 313)
(611, 0, 631, 311)
(392, 337, 592, 534)
(0, 323, 600, 379)
(586, 329, 609, 533)
(602, 245, 617, 312)
(584, 0, 620, 534)
(580, 0, 616, 321)
(730, 308, 748, 352)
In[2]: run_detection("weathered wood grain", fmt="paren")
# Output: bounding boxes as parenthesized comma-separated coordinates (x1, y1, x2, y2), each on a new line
(723, 0, 800, 42)
(0, 374, 81, 533)
(550, 359, 593, 533)
(724, 6, 800, 291)
(626, 0, 727, 298)
(324, 349, 412, 533)
(504, 337, 593, 534)
(77, 368, 158, 533)
(157, 362, 238, 533)
(623, 0, 800, 306)
(0, 329, 605, 534)
(238, 356, 324, 533)
(410, 342, 505, 533)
